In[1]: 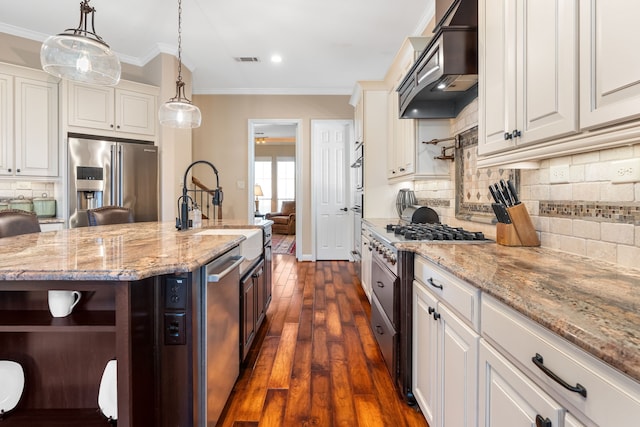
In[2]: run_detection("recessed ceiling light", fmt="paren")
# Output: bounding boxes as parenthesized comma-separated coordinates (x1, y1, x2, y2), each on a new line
(271, 54, 283, 63)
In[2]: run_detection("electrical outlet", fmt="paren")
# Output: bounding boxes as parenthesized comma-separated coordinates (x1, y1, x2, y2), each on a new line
(550, 165, 570, 184)
(611, 159, 640, 183)
(237, 180, 245, 189)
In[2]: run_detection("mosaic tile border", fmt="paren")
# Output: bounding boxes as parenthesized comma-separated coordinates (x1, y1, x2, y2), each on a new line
(417, 198, 451, 208)
(539, 201, 640, 225)
(454, 127, 520, 224)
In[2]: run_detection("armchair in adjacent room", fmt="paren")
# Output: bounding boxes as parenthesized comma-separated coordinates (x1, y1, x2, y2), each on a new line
(266, 201, 296, 234)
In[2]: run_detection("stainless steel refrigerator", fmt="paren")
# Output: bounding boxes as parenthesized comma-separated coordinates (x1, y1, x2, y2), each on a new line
(67, 135, 158, 228)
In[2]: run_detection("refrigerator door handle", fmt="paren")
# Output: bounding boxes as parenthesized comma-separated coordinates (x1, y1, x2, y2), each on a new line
(110, 145, 117, 206)
(118, 145, 123, 206)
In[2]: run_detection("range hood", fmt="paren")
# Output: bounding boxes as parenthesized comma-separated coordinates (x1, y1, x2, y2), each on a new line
(398, 0, 478, 119)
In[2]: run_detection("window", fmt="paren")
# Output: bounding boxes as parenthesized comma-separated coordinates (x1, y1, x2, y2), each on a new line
(254, 156, 295, 213)
(277, 157, 295, 210)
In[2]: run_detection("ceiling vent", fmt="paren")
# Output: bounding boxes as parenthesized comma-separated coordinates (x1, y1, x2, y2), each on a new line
(234, 57, 260, 62)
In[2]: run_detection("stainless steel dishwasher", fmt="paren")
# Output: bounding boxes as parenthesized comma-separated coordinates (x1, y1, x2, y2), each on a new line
(198, 246, 244, 426)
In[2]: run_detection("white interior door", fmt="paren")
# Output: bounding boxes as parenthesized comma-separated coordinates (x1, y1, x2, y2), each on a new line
(312, 120, 352, 260)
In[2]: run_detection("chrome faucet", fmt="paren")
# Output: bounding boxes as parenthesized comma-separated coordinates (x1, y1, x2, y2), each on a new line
(176, 160, 222, 230)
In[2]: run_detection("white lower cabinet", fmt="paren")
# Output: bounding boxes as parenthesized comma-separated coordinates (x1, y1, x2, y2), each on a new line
(479, 339, 565, 427)
(413, 278, 479, 427)
(482, 294, 640, 427)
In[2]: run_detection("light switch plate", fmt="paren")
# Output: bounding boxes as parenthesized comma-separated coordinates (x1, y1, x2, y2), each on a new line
(550, 165, 570, 184)
(611, 158, 640, 183)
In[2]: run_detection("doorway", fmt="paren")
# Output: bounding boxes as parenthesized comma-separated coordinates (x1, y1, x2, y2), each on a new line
(248, 119, 302, 258)
(311, 120, 353, 261)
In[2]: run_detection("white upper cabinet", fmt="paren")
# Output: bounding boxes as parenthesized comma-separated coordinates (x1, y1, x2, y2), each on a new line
(67, 81, 157, 137)
(385, 37, 448, 181)
(479, 0, 578, 156)
(14, 77, 59, 177)
(580, 0, 640, 129)
(0, 64, 59, 178)
(0, 73, 13, 176)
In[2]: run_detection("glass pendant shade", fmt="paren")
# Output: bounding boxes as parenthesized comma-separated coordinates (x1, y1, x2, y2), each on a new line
(40, 0, 121, 86)
(159, 0, 201, 129)
(159, 98, 202, 128)
(41, 34, 121, 86)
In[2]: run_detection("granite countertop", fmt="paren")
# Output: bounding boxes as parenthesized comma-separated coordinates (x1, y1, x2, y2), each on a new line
(0, 220, 270, 281)
(395, 241, 640, 383)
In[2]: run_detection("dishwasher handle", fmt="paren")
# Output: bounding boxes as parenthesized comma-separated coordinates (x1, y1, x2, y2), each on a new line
(207, 255, 245, 282)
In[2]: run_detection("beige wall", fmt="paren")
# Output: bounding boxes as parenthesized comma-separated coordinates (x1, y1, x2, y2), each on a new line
(192, 95, 353, 254)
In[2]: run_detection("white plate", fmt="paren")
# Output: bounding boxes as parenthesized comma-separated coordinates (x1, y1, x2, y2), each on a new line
(98, 359, 117, 420)
(0, 360, 24, 413)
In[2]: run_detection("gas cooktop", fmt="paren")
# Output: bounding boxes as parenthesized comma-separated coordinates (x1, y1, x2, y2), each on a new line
(372, 222, 491, 244)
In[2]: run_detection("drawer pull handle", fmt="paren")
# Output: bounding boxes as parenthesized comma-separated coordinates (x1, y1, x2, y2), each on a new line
(375, 325, 384, 335)
(532, 353, 587, 398)
(428, 277, 443, 290)
(535, 415, 552, 427)
(376, 281, 384, 288)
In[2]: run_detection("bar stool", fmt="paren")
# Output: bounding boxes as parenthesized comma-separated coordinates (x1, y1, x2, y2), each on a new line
(87, 206, 134, 226)
(0, 209, 41, 238)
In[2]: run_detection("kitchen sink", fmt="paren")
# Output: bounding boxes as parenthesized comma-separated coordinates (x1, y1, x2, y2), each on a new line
(195, 228, 263, 261)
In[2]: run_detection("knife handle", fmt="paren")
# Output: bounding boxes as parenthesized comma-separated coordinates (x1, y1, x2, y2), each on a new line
(489, 186, 501, 204)
(507, 179, 520, 204)
(500, 180, 514, 205)
(492, 183, 509, 206)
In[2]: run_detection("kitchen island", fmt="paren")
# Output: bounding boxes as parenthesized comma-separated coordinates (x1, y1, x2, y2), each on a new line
(0, 220, 269, 427)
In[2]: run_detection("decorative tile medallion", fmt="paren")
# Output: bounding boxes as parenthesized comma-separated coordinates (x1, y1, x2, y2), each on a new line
(454, 126, 519, 224)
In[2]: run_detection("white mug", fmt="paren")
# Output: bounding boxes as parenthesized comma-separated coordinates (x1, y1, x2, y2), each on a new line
(48, 290, 81, 318)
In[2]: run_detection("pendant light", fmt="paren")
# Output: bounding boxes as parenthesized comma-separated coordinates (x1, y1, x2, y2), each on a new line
(159, 0, 202, 128)
(40, 0, 121, 86)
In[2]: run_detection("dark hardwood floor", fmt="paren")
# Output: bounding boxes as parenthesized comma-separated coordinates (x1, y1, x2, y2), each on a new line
(219, 254, 428, 427)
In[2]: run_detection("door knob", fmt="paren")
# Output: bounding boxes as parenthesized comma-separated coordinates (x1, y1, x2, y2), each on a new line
(340, 207, 348, 212)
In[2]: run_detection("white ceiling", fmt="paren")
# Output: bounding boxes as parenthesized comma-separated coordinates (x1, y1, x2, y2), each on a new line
(0, 0, 434, 95)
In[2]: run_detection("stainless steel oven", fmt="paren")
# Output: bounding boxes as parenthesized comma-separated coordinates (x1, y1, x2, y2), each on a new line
(367, 219, 491, 405)
(370, 246, 399, 377)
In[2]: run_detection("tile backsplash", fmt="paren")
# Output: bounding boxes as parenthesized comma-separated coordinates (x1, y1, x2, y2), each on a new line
(0, 181, 57, 199)
(413, 98, 640, 270)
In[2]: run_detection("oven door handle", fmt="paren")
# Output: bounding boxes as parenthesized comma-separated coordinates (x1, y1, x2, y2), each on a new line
(427, 277, 443, 290)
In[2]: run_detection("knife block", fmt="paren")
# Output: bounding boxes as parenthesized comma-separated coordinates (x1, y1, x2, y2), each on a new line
(496, 203, 540, 247)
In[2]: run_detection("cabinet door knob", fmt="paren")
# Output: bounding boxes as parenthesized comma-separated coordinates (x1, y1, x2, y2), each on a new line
(110, 124, 114, 128)
(512, 129, 522, 138)
(7, 168, 11, 172)
(433, 311, 441, 321)
(399, 167, 405, 172)
(16, 169, 20, 173)
(504, 132, 513, 140)
(428, 307, 435, 315)
(117, 125, 121, 129)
